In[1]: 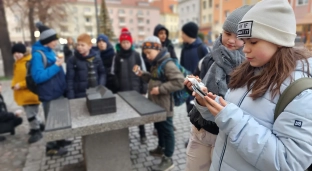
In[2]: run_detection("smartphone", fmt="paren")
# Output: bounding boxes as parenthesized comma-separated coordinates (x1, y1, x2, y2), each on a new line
(192, 83, 207, 98)
(187, 77, 200, 85)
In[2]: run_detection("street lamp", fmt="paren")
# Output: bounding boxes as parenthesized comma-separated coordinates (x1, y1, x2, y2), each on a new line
(94, 0, 100, 36)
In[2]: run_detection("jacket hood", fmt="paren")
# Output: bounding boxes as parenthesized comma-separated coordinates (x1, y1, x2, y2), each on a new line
(153, 24, 169, 38)
(183, 38, 203, 49)
(32, 41, 54, 54)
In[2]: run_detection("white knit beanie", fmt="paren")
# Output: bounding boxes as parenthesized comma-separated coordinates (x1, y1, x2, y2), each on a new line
(142, 36, 162, 50)
(237, 0, 296, 47)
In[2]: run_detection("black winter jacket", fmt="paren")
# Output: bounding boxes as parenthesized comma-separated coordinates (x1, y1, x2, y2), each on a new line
(66, 49, 106, 99)
(113, 46, 147, 94)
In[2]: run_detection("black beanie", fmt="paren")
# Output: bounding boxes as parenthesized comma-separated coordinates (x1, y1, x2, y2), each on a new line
(12, 43, 26, 54)
(35, 22, 58, 45)
(182, 22, 199, 39)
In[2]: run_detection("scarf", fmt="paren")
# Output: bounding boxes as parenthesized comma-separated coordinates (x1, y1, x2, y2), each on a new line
(203, 36, 245, 97)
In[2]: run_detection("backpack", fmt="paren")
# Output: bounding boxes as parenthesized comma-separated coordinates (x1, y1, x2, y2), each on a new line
(274, 77, 312, 171)
(25, 50, 47, 94)
(197, 43, 211, 60)
(157, 58, 191, 106)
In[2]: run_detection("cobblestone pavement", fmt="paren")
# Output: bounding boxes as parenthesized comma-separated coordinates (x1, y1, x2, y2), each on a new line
(0, 80, 192, 171)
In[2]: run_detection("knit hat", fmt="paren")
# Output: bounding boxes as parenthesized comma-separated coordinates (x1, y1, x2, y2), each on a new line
(35, 22, 58, 45)
(119, 28, 133, 44)
(182, 22, 198, 39)
(237, 0, 296, 47)
(12, 43, 26, 54)
(142, 36, 162, 51)
(97, 34, 109, 43)
(222, 5, 253, 34)
(77, 33, 92, 45)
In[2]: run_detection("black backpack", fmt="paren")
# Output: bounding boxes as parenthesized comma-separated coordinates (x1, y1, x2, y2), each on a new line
(26, 50, 47, 94)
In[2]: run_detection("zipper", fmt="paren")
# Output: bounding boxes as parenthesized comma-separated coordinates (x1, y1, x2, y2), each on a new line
(218, 88, 252, 171)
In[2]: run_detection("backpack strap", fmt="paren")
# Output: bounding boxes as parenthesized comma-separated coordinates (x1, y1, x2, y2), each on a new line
(35, 50, 47, 68)
(197, 43, 209, 60)
(157, 58, 173, 82)
(274, 78, 312, 121)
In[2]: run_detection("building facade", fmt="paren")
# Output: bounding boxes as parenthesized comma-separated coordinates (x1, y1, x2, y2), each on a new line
(151, 0, 179, 40)
(5, 0, 160, 44)
(199, 0, 213, 44)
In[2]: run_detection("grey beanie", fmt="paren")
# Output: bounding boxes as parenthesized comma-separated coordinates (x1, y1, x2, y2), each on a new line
(142, 36, 162, 50)
(222, 5, 253, 34)
(35, 22, 58, 45)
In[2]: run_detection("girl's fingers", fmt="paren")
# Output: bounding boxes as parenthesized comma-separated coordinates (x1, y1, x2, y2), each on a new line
(219, 97, 227, 107)
(204, 96, 223, 111)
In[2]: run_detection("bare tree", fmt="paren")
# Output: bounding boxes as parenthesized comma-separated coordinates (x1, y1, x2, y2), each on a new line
(5, 0, 69, 44)
(0, 0, 14, 77)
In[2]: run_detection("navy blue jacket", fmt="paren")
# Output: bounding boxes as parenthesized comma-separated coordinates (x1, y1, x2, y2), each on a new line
(31, 41, 66, 102)
(180, 38, 209, 74)
(66, 49, 106, 99)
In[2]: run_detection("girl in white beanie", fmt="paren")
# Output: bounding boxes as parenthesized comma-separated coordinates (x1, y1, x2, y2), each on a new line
(186, 0, 312, 170)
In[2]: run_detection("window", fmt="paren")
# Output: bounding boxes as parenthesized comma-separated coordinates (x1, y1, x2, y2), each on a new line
(15, 27, 21, 33)
(130, 19, 133, 23)
(209, 0, 212, 7)
(138, 19, 144, 23)
(119, 18, 125, 23)
(73, 7, 77, 11)
(181, 20, 184, 25)
(138, 10, 143, 15)
(118, 9, 125, 14)
(225, 10, 230, 17)
(203, 1, 207, 9)
(203, 16, 206, 22)
(147, 11, 149, 15)
(297, 0, 308, 5)
(75, 27, 79, 32)
(146, 19, 150, 24)
(147, 28, 150, 32)
(111, 19, 113, 24)
(130, 10, 133, 14)
(85, 17, 90, 22)
(14, 15, 19, 22)
(181, 8, 183, 13)
(84, 7, 91, 12)
(86, 27, 92, 32)
(215, 4, 219, 9)
(75, 17, 78, 22)
(186, 6, 189, 12)
(110, 9, 113, 14)
(193, 4, 195, 11)
(209, 14, 212, 22)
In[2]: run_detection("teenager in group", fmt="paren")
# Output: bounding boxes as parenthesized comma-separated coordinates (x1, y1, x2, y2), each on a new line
(63, 37, 75, 63)
(11, 43, 44, 144)
(66, 33, 106, 99)
(185, 5, 252, 171)
(112, 28, 147, 143)
(137, 36, 184, 171)
(186, 0, 312, 170)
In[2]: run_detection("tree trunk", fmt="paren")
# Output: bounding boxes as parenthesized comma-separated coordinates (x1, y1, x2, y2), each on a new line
(28, 7, 36, 44)
(0, 0, 14, 77)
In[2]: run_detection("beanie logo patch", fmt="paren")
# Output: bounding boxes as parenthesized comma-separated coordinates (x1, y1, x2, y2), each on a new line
(237, 21, 253, 37)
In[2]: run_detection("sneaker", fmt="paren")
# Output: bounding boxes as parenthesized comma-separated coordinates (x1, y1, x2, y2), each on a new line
(149, 146, 164, 157)
(0, 136, 6, 142)
(46, 147, 68, 156)
(140, 136, 147, 144)
(28, 123, 45, 135)
(151, 155, 174, 171)
(28, 130, 43, 144)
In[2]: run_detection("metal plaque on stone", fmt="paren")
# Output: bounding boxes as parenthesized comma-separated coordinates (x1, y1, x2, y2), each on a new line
(45, 98, 72, 132)
(86, 85, 116, 116)
(118, 91, 165, 116)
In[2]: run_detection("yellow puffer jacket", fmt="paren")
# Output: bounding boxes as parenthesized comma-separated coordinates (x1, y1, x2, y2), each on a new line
(11, 53, 40, 106)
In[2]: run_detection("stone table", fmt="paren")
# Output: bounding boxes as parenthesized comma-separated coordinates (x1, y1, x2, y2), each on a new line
(44, 95, 167, 171)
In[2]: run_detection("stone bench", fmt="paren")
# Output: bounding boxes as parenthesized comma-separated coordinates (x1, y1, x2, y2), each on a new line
(44, 91, 167, 171)
(45, 98, 71, 132)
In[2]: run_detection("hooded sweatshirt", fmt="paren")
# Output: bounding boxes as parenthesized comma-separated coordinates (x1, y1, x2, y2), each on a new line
(142, 24, 177, 72)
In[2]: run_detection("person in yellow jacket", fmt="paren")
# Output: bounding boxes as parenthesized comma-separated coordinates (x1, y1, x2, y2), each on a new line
(11, 43, 43, 144)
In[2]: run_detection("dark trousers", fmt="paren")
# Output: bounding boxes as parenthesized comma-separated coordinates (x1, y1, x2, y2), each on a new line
(154, 117, 175, 157)
(43, 100, 67, 150)
(0, 116, 22, 134)
(138, 125, 146, 137)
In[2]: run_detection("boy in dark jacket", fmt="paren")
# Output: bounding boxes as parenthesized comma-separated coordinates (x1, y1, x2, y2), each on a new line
(0, 85, 23, 141)
(95, 34, 116, 92)
(137, 36, 184, 171)
(112, 28, 147, 143)
(142, 24, 177, 72)
(31, 22, 70, 156)
(180, 22, 209, 113)
(66, 33, 106, 99)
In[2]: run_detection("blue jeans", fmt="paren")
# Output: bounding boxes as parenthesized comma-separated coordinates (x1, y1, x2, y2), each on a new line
(154, 117, 175, 157)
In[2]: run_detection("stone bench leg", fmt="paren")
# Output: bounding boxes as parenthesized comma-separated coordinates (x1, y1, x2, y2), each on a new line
(82, 128, 131, 171)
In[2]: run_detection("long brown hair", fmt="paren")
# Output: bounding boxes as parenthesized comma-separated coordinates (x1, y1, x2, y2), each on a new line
(228, 47, 311, 100)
